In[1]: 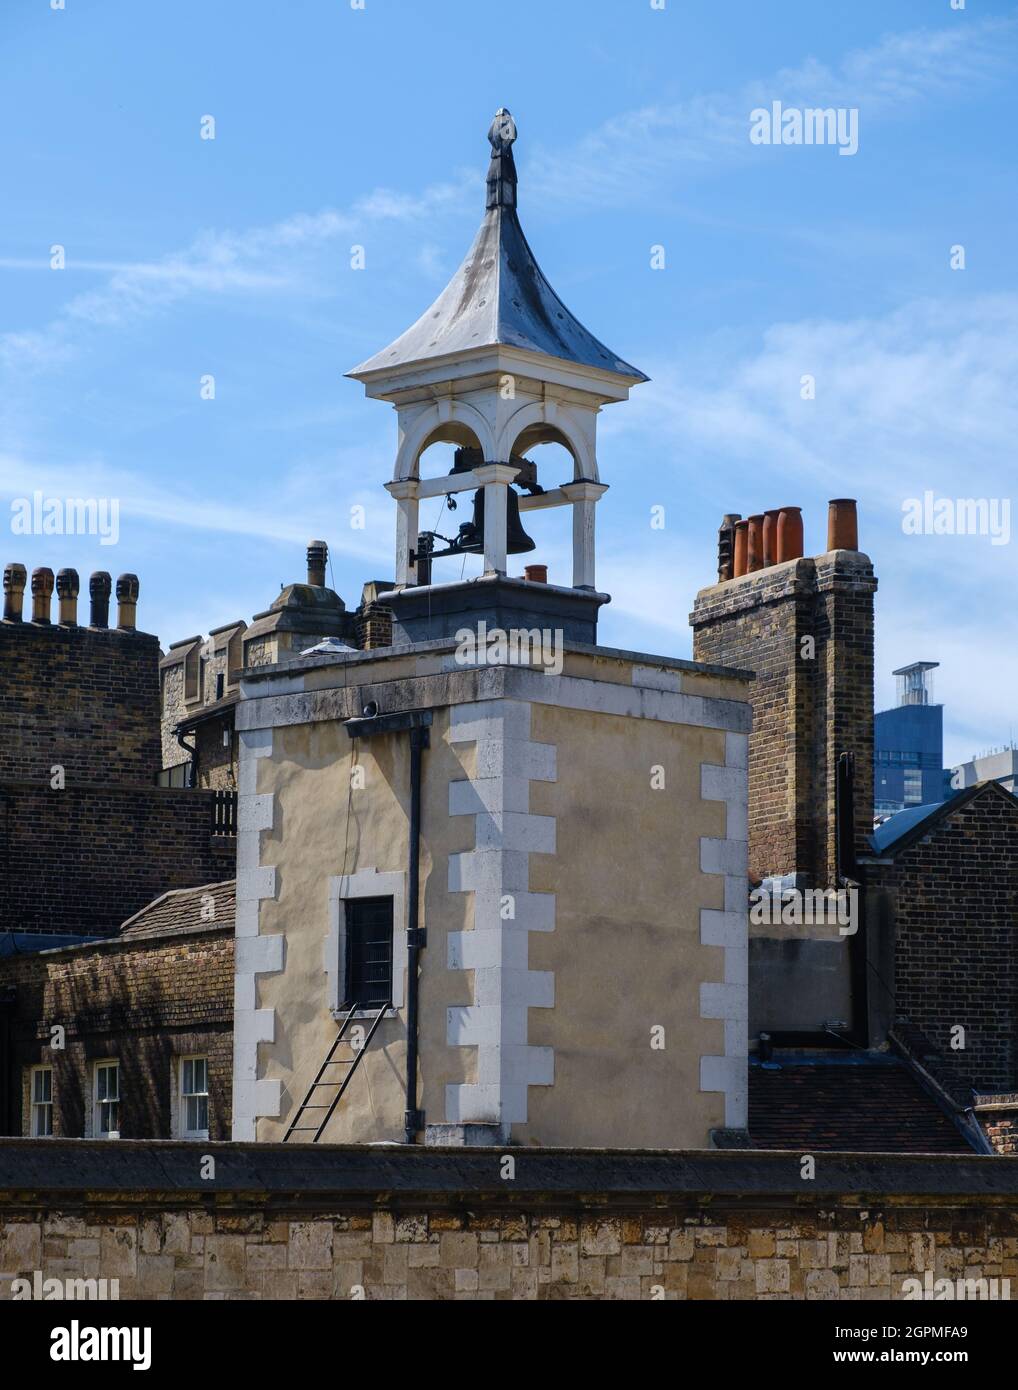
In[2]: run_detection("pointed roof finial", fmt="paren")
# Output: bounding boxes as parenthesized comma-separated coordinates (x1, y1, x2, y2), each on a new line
(486, 107, 518, 210)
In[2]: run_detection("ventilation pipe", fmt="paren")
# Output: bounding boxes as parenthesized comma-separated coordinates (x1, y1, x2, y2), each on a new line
(116, 573, 139, 630)
(3, 564, 27, 622)
(56, 569, 79, 626)
(31, 568, 54, 624)
(307, 540, 328, 588)
(89, 571, 112, 628)
(716, 514, 740, 583)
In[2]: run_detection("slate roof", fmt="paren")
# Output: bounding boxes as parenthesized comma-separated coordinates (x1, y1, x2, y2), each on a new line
(749, 1056, 974, 1153)
(118, 880, 235, 938)
(871, 780, 1018, 856)
(174, 691, 238, 732)
(349, 114, 647, 383)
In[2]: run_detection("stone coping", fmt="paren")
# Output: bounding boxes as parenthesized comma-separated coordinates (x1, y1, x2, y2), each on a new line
(239, 635, 754, 687)
(0, 1142, 1015, 1202)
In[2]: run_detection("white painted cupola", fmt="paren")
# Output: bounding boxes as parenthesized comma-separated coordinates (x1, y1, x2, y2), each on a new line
(347, 108, 647, 646)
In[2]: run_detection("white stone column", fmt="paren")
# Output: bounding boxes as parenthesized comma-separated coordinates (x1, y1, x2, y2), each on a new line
(561, 480, 608, 589)
(384, 479, 421, 586)
(473, 463, 520, 577)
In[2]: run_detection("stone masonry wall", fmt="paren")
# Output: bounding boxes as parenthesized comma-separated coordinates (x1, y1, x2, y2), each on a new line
(1, 1199, 1017, 1301)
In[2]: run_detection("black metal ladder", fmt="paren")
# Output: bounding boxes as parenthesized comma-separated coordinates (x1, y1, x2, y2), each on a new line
(283, 1004, 388, 1142)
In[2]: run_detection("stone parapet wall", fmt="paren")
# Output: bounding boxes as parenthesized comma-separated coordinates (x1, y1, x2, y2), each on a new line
(1, 1143, 1015, 1301)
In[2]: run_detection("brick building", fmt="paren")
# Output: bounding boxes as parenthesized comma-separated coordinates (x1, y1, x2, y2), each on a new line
(866, 781, 1018, 1094)
(0, 882, 234, 1140)
(691, 503, 1018, 1157)
(1, 563, 234, 942)
(0, 561, 236, 1138)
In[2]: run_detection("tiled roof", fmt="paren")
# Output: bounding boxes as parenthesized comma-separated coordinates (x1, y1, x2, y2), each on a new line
(119, 880, 235, 938)
(749, 1057, 974, 1153)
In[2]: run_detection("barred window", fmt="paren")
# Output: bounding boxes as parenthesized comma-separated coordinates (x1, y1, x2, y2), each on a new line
(344, 897, 393, 1009)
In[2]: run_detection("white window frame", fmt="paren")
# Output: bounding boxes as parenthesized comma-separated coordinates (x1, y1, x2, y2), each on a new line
(30, 1065, 53, 1137)
(327, 870, 405, 1020)
(178, 1055, 210, 1139)
(93, 1060, 120, 1139)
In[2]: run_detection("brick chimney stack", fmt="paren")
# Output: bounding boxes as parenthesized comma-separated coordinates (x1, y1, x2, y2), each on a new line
(691, 499, 876, 887)
(3, 563, 27, 622)
(56, 568, 79, 626)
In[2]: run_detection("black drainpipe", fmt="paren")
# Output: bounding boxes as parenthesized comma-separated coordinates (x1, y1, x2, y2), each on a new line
(404, 723, 427, 1143)
(175, 726, 199, 788)
(0, 987, 15, 1136)
(836, 750, 868, 1047)
(344, 707, 431, 1144)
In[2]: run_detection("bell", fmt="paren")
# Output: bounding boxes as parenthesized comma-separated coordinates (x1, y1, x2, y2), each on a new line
(453, 487, 536, 556)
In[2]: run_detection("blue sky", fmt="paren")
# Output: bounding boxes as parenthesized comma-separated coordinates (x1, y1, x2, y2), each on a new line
(2, 0, 1016, 763)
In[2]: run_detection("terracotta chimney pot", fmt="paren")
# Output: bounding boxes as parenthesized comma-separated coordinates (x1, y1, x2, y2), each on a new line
(827, 498, 859, 552)
(746, 515, 764, 573)
(762, 509, 780, 567)
(733, 520, 749, 578)
(776, 507, 804, 563)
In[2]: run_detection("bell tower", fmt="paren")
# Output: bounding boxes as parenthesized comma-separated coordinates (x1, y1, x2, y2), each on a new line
(347, 108, 647, 646)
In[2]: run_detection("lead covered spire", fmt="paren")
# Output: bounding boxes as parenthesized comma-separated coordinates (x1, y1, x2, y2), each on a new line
(348, 109, 647, 382)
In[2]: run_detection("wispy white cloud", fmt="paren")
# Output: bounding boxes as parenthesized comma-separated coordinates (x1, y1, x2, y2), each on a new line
(601, 290, 1018, 760)
(0, 174, 475, 370)
(0, 451, 390, 559)
(526, 17, 1017, 208)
